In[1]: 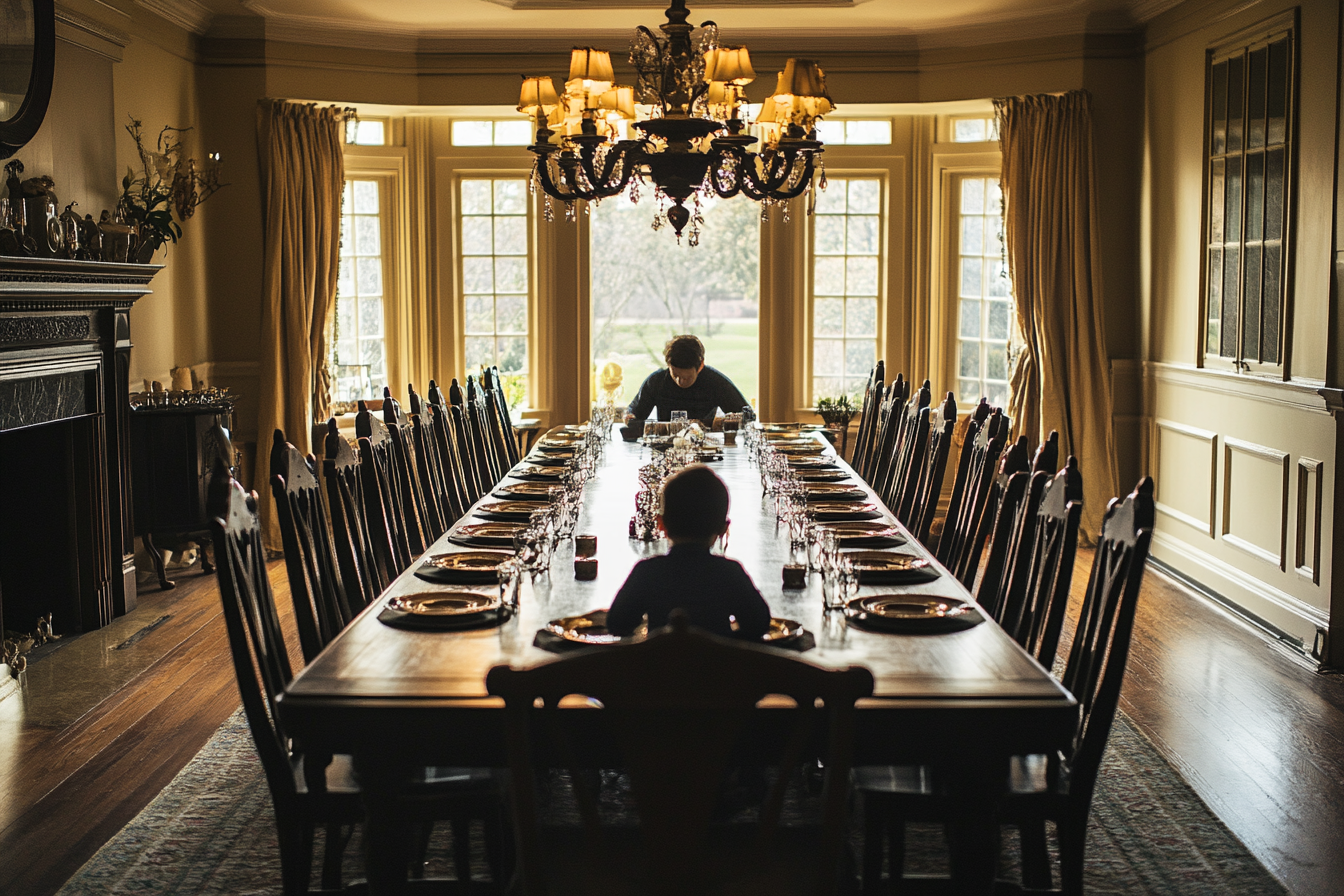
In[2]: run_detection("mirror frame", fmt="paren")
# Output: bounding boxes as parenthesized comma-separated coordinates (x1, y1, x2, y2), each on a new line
(0, 0, 56, 160)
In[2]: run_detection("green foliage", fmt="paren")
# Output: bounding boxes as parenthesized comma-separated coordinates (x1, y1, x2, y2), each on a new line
(120, 117, 223, 254)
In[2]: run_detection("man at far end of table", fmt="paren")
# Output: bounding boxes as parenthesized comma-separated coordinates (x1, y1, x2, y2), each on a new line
(607, 465, 771, 641)
(624, 334, 750, 430)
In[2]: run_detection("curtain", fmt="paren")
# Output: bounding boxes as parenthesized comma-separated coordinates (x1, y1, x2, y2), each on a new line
(256, 100, 346, 552)
(995, 90, 1118, 541)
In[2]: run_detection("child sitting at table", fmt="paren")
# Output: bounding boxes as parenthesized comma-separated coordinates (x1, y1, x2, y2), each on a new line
(607, 464, 772, 640)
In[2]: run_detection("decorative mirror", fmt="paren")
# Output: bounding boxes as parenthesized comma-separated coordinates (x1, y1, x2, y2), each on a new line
(0, 0, 55, 159)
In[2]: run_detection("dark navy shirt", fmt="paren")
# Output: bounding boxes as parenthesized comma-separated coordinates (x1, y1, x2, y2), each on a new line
(607, 543, 772, 640)
(625, 366, 750, 427)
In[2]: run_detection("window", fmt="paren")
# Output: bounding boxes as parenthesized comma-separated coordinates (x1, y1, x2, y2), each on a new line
(332, 178, 389, 403)
(953, 175, 1013, 408)
(949, 116, 999, 143)
(1204, 29, 1293, 369)
(451, 120, 532, 147)
(345, 119, 386, 146)
(460, 177, 532, 401)
(815, 120, 893, 146)
(590, 188, 761, 411)
(811, 177, 881, 403)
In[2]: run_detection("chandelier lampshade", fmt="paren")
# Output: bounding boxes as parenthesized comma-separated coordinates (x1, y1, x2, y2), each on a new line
(518, 0, 833, 243)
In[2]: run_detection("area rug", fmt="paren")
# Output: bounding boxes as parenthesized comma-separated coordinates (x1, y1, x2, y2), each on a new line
(57, 708, 1287, 895)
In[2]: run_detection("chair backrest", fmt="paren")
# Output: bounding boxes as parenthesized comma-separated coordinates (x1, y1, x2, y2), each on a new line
(356, 401, 414, 576)
(883, 379, 932, 520)
(486, 615, 875, 896)
(852, 361, 885, 477)
(382, 388, 435, 550)
(1000, 456, 1083, 669)
(907, 391, 958, 545)
(969, 435, 1032, 600)
(482, 367, 521, 468)
(428, 379, 481, 508)
(270, 430, 351, 664)
(409, 384, 465, 527)
(865, 374, 907, 491)
(936, 404, 1007, 576)
(1031, 429, 1060, 476)
(208, 462, 302, 815)
(449, 378, 492, 498)
(1059, 477, 1154, 805)
(323, 417, 389, 607)
(465, 376, 505, 485)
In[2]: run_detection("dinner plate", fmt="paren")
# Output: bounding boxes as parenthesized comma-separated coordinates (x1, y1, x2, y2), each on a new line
(474, 500, 545, 521)
(822, 521, 906, 546)
(543, 612, 807, 647)
(809, 502, 883, 521)
(844, 595, 983, 633)
(562, 424, 590, 434)
(417, 550, 514, 584)
(524, 453, 571, 467)
(804, 484, 867, 502)
(844, 552, 940, 584)
(448, 522, 527, 547)
(493, 482, 554, 501)
(794, 469, 851, 482)
(787, 456, 839, 469)
(387, 591, 500, 617)
(765, 436, 820, 446)
(776, 444, 827, 455)
(760, 423, 826, 433)
(508, 464, 566, 481)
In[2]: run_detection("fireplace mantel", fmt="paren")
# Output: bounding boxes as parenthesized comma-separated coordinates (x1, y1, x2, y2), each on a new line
(0, 257, 161, 647)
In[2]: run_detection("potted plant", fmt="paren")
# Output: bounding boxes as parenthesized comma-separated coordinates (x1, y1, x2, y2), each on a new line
(815, 394, 857, 455)
(119, 118, 224, 262)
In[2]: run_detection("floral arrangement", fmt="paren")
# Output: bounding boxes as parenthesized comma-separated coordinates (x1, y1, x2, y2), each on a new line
(120, 118, 224, 256)
(815, 394, 857, 428)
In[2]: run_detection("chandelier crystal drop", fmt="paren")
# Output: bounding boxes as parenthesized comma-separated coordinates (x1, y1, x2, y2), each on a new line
(515, 0, 834, 240)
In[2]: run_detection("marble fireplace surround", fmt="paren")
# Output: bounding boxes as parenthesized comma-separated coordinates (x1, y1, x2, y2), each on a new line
(0, 257, 157, 694)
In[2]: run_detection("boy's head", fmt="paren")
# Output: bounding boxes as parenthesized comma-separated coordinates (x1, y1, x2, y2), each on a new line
(659, 464, 729, 545)
(663, 334, 705, 370)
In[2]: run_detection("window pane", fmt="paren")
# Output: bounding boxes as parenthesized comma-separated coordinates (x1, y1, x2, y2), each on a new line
(495, 256, 528, 293)
(985, 343, 1007, 381)
(958, 341, 980, 378)
(1267, 39, 1289, 145)
(1220, 249, 1240, 357)
(845, 341, 873, 376)
(354, 215, 380, 255)
(961, 178, 984, 214)
(814, 257, 845, 295)
(954, 119, 987, 142)
(494, 179, 528, 214)
(1247, 46, 1267, 150)
(352, 180, 379, 214)
(1209, 159, 1225, 242)
(814, 297, 844, 336)
(846, 256, 878, 295)
(1207, 247, 1222, 334)
(465, 295, 494, 333)
(1226, 55, 1244, 153)
(496, 336, 527, 373)
(955, 176, 1016, 408)
(1246, 152, 1264, 242)
(847, 216, 879, 254)
(359, 296, 384, 337)
(848, 179, 880, 214)
(1262, 242, 1281, 364)
(1243, 244, 1262, 360)
(493, 120, 533, 146)
(1264, 148, 1284, 240)
(960, 299, 981, 338)
(494, 217, 527, 255)
(331, 178, 389, 403)
(961, 215, 984, 255)
(985, 180, 1003, 217)
(1211, 61, 1228, 154)
(815, 216, 846, 255)
(960, 257, 983, 298)
(461, 180, 492, 214)
(452, 121, 493, 146)
(846, 120, 892, 144)
(463, 257, 494, 293)
(497, 294, 527, 334)
(988, 258, 1011, 298)
(987, 300, 1010, 340)
(846, 297, 877, 337)
(464, 336, 493, 368)
(356, 257, 382, 296)
(815, 338, 843, 375)
(1225, 156, 1242, 241)
(461, 217, 492, 254)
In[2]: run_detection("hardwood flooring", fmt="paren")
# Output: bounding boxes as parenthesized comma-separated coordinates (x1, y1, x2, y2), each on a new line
(2, 552, 1342, 896)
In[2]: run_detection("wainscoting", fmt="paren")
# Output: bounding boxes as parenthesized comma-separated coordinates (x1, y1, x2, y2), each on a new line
(1140, 361, 1336, 656)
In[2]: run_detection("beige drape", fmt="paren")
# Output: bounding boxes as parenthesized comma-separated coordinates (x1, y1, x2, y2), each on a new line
(256, 101, 345, 552)
(995, 90, 1118, 541)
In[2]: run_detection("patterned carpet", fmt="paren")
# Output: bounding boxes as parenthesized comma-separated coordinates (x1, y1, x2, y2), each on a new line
(58, 708, 1287, 895)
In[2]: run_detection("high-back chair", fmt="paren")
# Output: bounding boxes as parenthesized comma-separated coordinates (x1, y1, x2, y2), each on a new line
(427, 379, 481, 509)
(966, 434, 1031, 596)
(407, 383, 462, 529)
(936, 404, 1007, 578)
(381, 388, 438, 548)
(851, 361, 885, 476)
(322, 418, 388, 608)
(864, 374, 907, 492)
(999, 457, 1084, 669)
(882, 379, 932, 520)
(465, 376, 505, 485)
(481, 367, 521, 468)
(486, 613, 874, 896)
(906, 391, 958, 545)
(449, 378, 493, 498)
(270, 430, 353, 664)
(355, 401, 414, 577)
(977, 431, 1063, 623)
(855, 480, 1155, 896)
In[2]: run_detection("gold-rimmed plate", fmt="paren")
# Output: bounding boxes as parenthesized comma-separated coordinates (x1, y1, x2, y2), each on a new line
(844, 552, 940, 584)
(449, 522, 527, 547)
(475, 501, 545, 521)
(794, 469, 851, 482)
(493, 482, 554, 501)
(544, 613, 807, 647)
(387, 591, 500, 617)
(822, 521, 906, 545)
(788, 456, 839, 469)
(776, 444, 827, 455)
(844, 595, 982, 633)
(810, 502, 883, 521)
(508, 464, 565, 480)
(418, 550, 514, 584)
(805, 483, 867, 502)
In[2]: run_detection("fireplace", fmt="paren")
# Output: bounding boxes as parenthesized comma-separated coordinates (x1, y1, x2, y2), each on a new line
(0, 257, 156, 644)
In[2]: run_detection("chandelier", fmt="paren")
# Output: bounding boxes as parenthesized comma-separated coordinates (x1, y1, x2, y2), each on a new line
(516, 0, 834, 244)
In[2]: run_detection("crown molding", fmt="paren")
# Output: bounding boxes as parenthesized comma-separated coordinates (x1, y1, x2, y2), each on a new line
(55, 3, 131, 60)
(135, 0, 214, 35)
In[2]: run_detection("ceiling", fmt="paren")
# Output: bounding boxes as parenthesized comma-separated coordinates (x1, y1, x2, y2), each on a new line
(171, 0, 1181, 50)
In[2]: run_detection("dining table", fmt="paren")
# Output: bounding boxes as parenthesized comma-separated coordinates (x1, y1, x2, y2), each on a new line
(277, 424, 1078, 894)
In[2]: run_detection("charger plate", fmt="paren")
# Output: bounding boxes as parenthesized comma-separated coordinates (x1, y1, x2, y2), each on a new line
(415, 550, 514, 584)
(475, 501, 545, 521)
(776, 444, 827, 455)
(508, 464, 566, 481)
(810, 502, 883, 522)
(493, 482, 554, 501)
(541, 612, 807, 648)
(524, 453, 571, 467)
(794, 470, 851, 482)
(805, 484, 868, 502)
(822, 521, 907, 547)
(387, 591, 500, 616)
(448, 522, 527, 548)
(787, 456, 839, 469)
(844, 595, 983, 633)
(844, 552, 940, 584)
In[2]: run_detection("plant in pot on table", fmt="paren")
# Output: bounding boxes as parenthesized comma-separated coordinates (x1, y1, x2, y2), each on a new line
(816, 395, 857, 455)
(119, 118, 224, 262)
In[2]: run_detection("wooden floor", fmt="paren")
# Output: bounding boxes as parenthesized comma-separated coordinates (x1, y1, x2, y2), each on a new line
(2, 552, 1342, 896)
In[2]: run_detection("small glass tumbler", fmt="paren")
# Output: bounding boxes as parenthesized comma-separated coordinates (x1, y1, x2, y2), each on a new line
(497, 557, 522, 612)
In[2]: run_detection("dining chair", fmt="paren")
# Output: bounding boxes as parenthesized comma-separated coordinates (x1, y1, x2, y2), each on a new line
(270, 430, 353, 664)
(852, 361, 885, 476)
(428, 379, 482, 508)
(407, 383, 462, 529)
(209, 463, 504, 894)
(882, 379, 932, 520)
(322, 417, 389, 608)
(959, 434, 1030, 595)
(466, 375, 506, 485)
(906, 391, 957, 545)
(381, 388, 437, 550)
(854, 478, 1155, 896)
(486, 612, 875, 896)
(935, 404, 1006, 579)
(356, 401, 415, 577)
(449, 378, 495, 498)
(482, 366, 521, 469)
(999, 456, 1083, 670)
(864, 374, 907, 493)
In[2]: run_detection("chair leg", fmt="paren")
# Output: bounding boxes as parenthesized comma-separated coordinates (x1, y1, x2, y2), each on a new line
(1018, 820, 1052, 890)
(452, 818, 473, 882)
(862, 800, 886, 894)
(484, 807, 511, 887)
(885, 820, 906, 896)
(277, 820, 316, 896)
(1058, 818, 1088, 896)
(410, 821, 434, 880)
(320, 823, 351, 891)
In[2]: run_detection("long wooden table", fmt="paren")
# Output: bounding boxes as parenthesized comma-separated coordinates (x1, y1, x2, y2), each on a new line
(278, 428, 1077, 894)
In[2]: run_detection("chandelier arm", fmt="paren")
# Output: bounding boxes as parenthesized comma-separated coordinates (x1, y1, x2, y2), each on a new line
(763, 154, 818, 201)
(535, 156, 593, 203)
(584, 142, 641, 198)
(730, 148, 795, 199)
